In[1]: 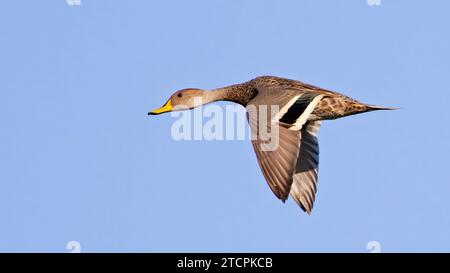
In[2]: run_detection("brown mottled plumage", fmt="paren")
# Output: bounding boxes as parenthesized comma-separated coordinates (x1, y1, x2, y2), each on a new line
(149, 76, 395, 214)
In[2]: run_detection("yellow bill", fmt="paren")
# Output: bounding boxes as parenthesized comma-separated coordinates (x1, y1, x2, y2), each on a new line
(148, 99, 173, 115)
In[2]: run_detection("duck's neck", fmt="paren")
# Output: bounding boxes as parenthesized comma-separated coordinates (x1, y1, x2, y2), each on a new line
(205, 82, 258, 106)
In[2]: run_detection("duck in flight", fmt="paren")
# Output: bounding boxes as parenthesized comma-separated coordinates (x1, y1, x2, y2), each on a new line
(148, 76, 395, 214)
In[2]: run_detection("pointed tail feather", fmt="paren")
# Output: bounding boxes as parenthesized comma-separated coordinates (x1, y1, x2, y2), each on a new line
(367, 105, 399, 111)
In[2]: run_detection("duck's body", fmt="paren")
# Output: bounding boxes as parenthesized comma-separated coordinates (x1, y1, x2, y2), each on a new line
(149, 76, 395, 214)
(210, 76, 389, 120)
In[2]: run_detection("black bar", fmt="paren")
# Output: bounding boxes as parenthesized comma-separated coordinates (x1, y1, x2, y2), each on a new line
(0, 253, 448, 271)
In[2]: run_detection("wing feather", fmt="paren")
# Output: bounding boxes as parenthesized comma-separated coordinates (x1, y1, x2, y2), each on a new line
(290, 121, 322, 214)
(248, 112, 301, 201)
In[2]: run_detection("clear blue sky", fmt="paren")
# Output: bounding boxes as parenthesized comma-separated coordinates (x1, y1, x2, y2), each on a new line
(1, 0, 449, 252)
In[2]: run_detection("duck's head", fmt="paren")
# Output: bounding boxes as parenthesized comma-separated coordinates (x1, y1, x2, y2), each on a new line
(148, 88, 207, 115)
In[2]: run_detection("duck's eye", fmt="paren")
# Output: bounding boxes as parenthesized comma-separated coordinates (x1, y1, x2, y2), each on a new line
(177, 93, 183, 98)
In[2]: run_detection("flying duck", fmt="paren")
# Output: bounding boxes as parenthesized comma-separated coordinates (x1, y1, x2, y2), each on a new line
(148, 76, 395, 214)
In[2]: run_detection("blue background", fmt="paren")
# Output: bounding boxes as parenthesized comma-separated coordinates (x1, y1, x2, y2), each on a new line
(1, 0, 449, 252)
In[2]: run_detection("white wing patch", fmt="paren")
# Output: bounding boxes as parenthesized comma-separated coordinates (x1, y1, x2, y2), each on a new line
(289, 95, 324, 131)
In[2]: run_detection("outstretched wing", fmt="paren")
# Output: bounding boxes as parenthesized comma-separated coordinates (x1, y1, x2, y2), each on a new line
(290, 121, 321, 214)
(246, 85, 324, 212)
(248, 111, 301, 201)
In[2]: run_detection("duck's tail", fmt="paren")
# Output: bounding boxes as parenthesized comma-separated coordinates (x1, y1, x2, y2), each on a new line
(367, 105, 399, 111)
(343, 102, 398, 118)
